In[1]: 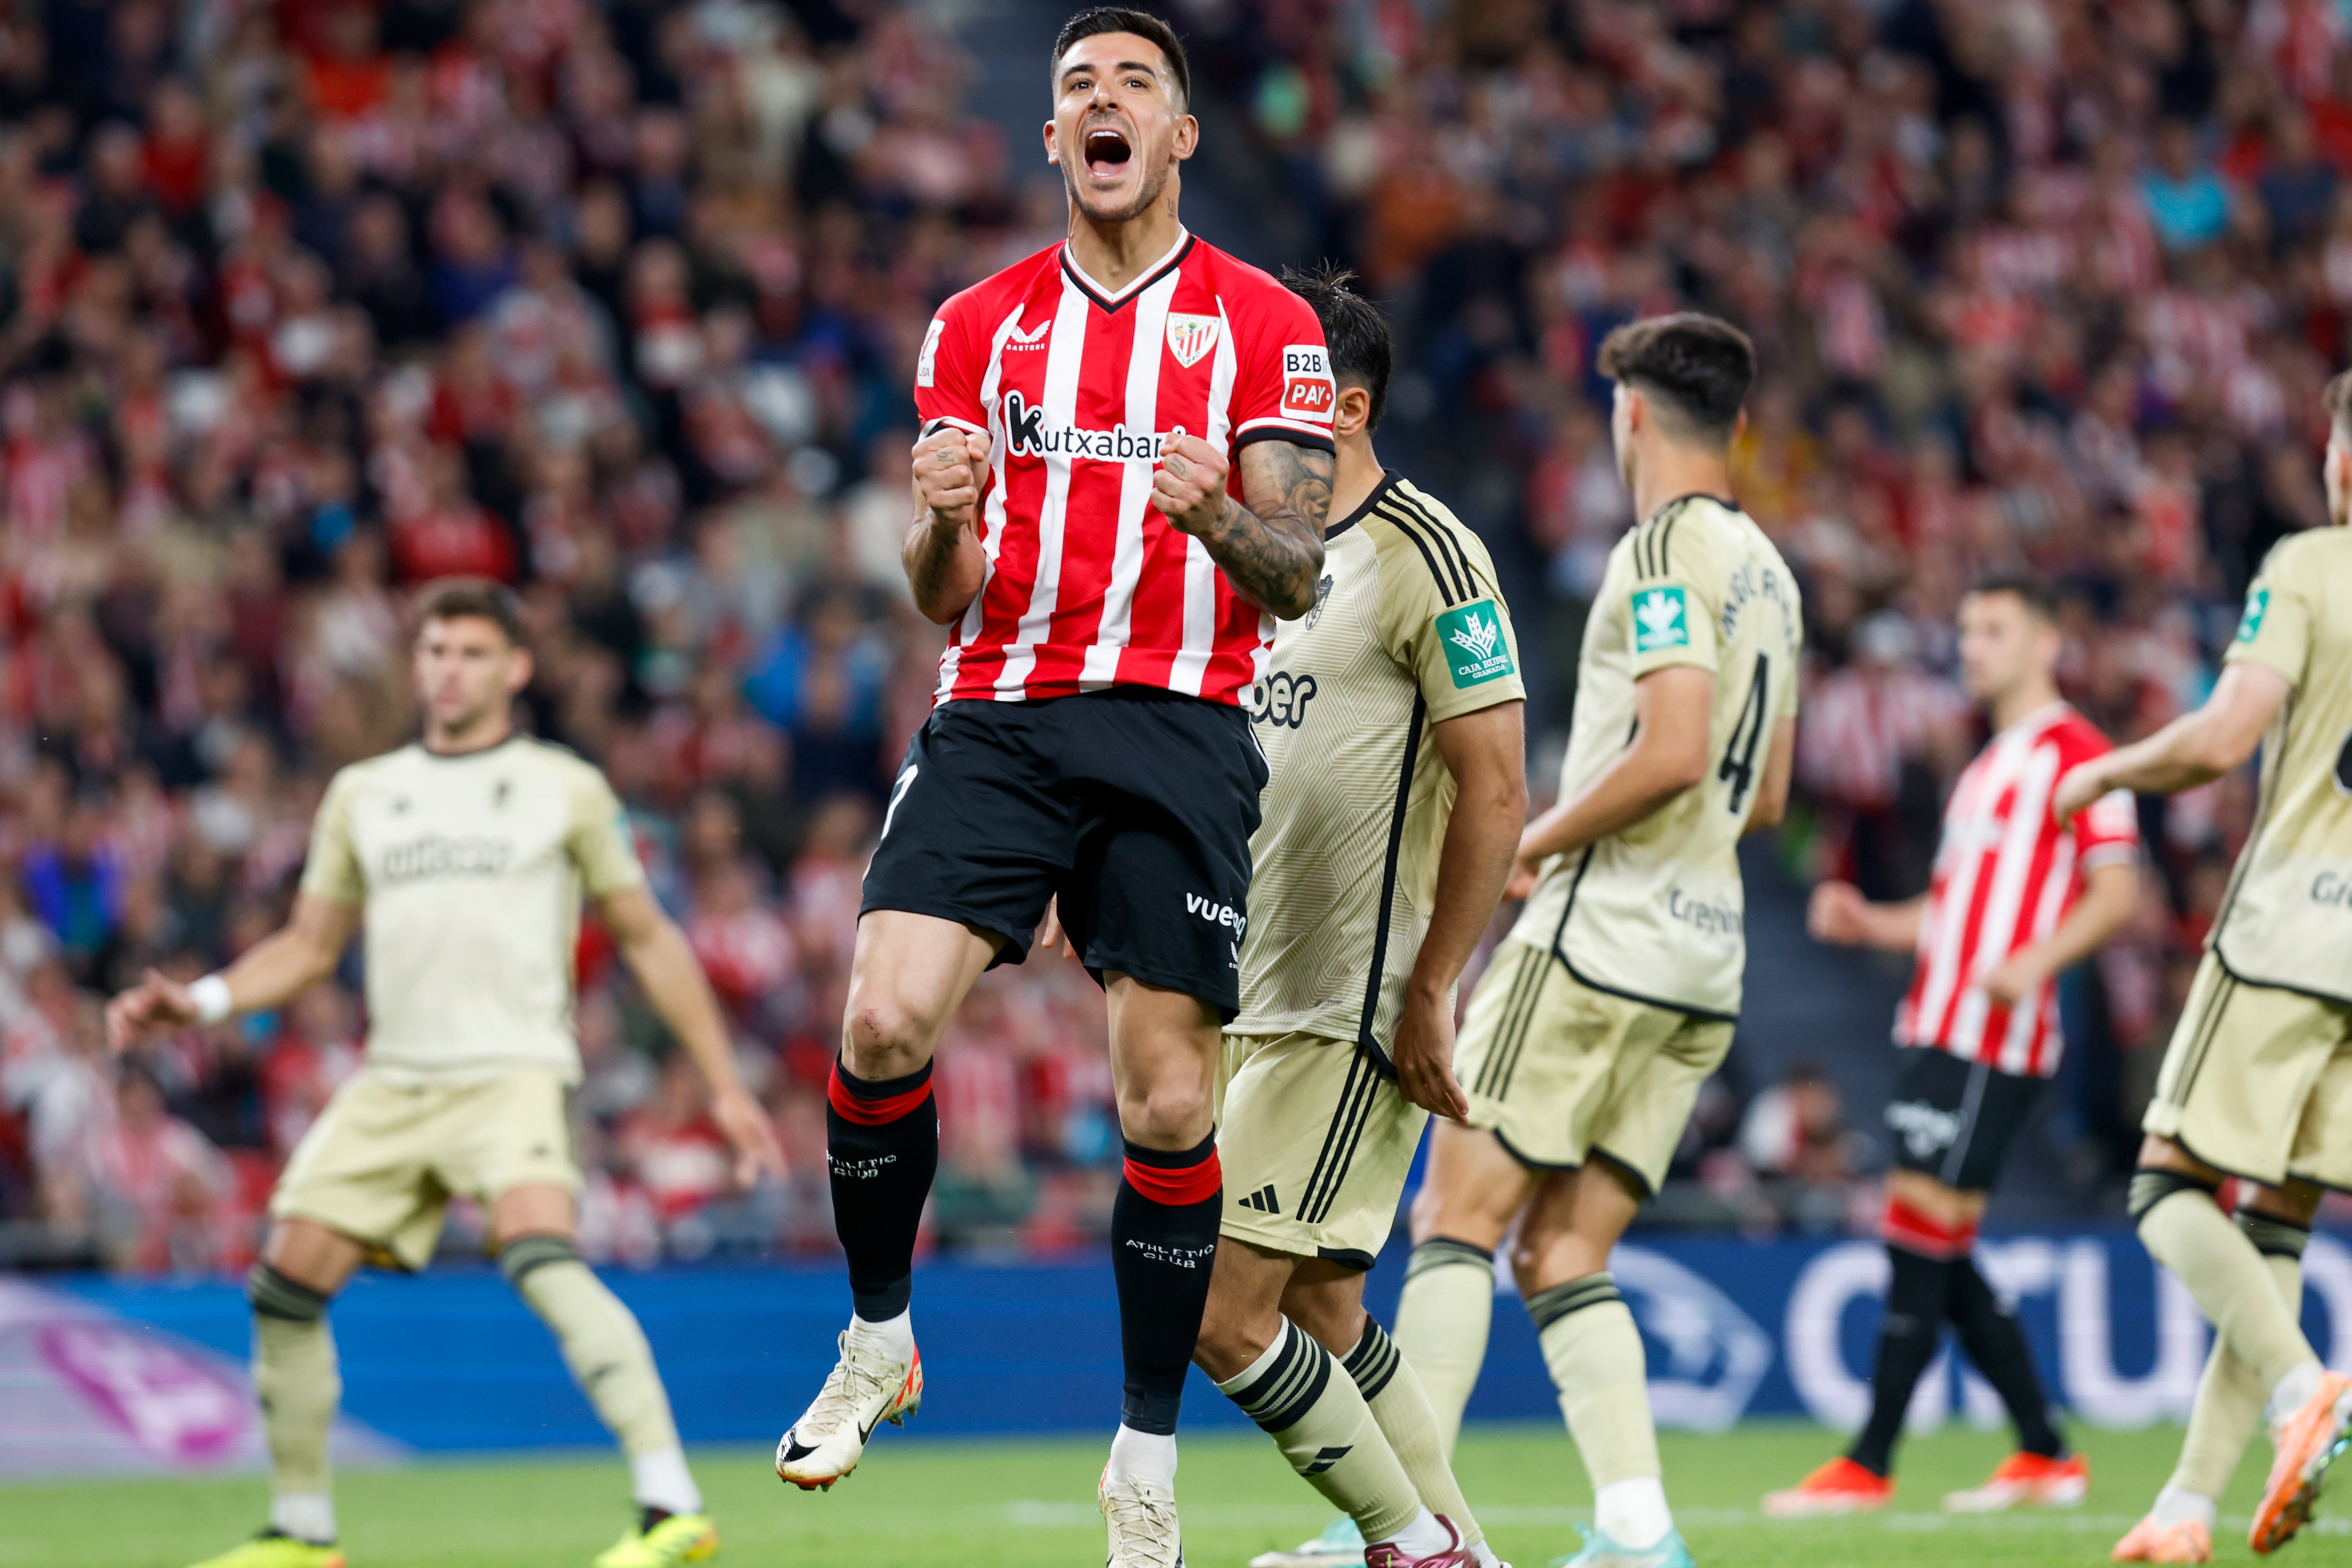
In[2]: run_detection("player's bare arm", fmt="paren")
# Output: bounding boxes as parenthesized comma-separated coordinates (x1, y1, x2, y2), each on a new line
(905, 424, 993, 623)
(597, 883, 786, 1186)
(1505, 663, 1714, 898)
(105, 891, 358, 1051)
(1807, 882, 1925, 953)
(1978, 858, 2140, 1005)
(1153, 433, 1331, 619)
(2053, 661, 2291, 819)
(1393, 700, 1527, 1121)
(1742, 716, 1796, 836)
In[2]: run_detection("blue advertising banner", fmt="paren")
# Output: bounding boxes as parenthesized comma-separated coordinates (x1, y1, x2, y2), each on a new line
(22, 1227, 2350, 1469)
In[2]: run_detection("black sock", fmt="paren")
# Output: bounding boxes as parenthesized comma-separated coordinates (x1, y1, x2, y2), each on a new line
(639, 1506, 673, 1534)
(826, 1057, 938, 1322)
(1111, 1132, 1222, 1434)
(1847, 1243, 1955, 1476)
(1949, 1251, 2065, 1458)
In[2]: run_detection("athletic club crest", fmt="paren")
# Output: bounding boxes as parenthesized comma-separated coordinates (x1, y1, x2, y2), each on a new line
(1165, 314, 1220, 368)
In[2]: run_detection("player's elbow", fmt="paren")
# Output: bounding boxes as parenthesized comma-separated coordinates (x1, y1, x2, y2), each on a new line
(2184, 722, 2259, 778)
(1656, 737, 1711, 794)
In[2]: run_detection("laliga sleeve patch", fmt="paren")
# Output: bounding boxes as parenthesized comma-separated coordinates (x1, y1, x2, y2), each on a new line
(916, 316, 945, 388)
(1437, 599, 1516, 687)
(2235, 585, 2269, 644)
(1280, 344, 1336, 423)
(1631, 585, 1691, 654)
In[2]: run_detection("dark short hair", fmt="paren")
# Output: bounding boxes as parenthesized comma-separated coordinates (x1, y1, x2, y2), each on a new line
(1965, 572, 2061, 624)
(1596, 312, 1756, 443)
(416, 577, 529, 648)
(1281, 263, 1390, 430)
(2325, 367, 2352, 431)
(1052, 8, 1190, 111)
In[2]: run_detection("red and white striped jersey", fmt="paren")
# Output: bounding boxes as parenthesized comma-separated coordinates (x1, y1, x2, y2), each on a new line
(1896, 702, 2140, 1077)
(913, 229, 1337, 706)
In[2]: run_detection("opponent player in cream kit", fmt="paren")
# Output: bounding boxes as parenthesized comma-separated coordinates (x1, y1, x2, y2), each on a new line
(107, 580, 784, 1568)
(2054, 367, 2352, 1560)
(1177, 267, 1526, 1568)
(1389, 315, 1800, 1568)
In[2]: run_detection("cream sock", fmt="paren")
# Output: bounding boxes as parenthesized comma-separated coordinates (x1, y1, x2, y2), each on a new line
(1530, 1274, 1668, 1546)
(247, 1265, 341, 1532)
(1346, 1318, 1488, 1554)
(1220, 1319, 1425, 1543)
(1392, 1239, 1495, 1462)
(2171, 1245, 2303, 1500)
(502, 1239, 688, 1477)
(2133, 1179, 2319, 1395)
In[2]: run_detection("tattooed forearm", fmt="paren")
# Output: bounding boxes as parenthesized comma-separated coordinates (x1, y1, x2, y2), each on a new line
(903, 493, 986, 624)
(1202, 440, 1333, 618)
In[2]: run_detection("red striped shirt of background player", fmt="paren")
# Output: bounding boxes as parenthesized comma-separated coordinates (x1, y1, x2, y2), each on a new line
(1894, 703, 2140, 1078)
(912, 231, 1336, 706)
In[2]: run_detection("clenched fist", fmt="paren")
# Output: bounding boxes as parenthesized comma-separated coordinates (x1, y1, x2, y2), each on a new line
(913, 424, 992, 530)
(106, 967, 200, 1052)
(1152, 431, 1233, 536)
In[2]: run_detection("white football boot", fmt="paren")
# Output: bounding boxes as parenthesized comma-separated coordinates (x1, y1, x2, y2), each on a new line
(1100, 1465, 1185, 1568)
(773, 1323, 922, 1490)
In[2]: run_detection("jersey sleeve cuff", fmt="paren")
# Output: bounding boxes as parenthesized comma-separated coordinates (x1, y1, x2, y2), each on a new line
(1232, 421, 1335, 454)
(920, 415, 987, 440)
(2222, 640, 2304, 688)
(1629, 649, 1720, 677)
(1424, 677, 1528, 724)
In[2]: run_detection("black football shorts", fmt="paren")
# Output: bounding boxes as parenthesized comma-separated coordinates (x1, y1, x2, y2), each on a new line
(1885, 1045, 2045, 1193)
(860, 688, 1268, 1019)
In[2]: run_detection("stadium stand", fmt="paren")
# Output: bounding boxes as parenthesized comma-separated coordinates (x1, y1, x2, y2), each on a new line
(0, 0, 2334, 1274)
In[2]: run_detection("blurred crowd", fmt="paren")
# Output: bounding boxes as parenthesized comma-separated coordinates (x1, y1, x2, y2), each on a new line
(0, 0, 1136, 1275)
(1181, 0, 2340, 1226)
(1, 0, 2340, 1275)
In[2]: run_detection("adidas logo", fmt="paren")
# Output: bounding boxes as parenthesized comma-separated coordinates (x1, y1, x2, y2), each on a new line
(1237, 1184, 1280, 1215)
(1300, 1446, 1351, 1476)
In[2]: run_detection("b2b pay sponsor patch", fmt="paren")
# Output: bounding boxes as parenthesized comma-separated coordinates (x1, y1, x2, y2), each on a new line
(1280, 345, 1336, 422)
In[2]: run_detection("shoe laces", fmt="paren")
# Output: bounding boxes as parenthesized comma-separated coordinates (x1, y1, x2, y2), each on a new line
(800, 1329, 900, 1432)
(1103, 1475, 1184, 1568)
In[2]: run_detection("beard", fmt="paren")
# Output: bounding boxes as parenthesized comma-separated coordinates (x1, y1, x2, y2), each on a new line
(1062, 155, 1172, 227)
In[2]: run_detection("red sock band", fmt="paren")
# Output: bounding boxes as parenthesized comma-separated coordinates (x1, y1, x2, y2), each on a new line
(1122, 1145, 1222, 1206)
(827, 1063, 933, 1126)
(1882, 1196, 1968, 1259)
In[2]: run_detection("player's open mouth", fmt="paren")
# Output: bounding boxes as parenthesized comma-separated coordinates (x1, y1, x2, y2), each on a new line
(1085, 127, 1132, 178)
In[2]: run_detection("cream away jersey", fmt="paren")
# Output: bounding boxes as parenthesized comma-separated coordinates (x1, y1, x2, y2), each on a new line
(1508, 494, 1802, 1019)
(299, 735, 648, 1080)
(1233, 474, 1525, 1051)
(2211, 524, 2352, 1002)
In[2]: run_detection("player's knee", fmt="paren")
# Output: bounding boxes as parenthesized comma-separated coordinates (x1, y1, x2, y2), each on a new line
(1193, 1289, 1283, 1382)
(840, 997, 940, 1075)
(248, 1261, 333, 1323)
(1116, 1081, 1213, 1147)
(2127, 1166, 2218, 1228)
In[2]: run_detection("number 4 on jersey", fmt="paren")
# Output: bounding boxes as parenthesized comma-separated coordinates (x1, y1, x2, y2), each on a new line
(1720, 655, 1770, 815)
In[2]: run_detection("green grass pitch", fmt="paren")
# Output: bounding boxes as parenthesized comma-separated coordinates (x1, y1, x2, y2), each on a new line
(1, 1422, 2336, 1568)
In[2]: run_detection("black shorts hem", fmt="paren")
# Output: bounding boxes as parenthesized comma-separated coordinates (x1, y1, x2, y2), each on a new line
(1087, 947, 1240, 1023)
(857, 895, 1030, 966)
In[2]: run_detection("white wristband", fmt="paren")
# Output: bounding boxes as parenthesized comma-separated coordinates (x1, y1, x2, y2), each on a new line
(190, 975, 234, 1025)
